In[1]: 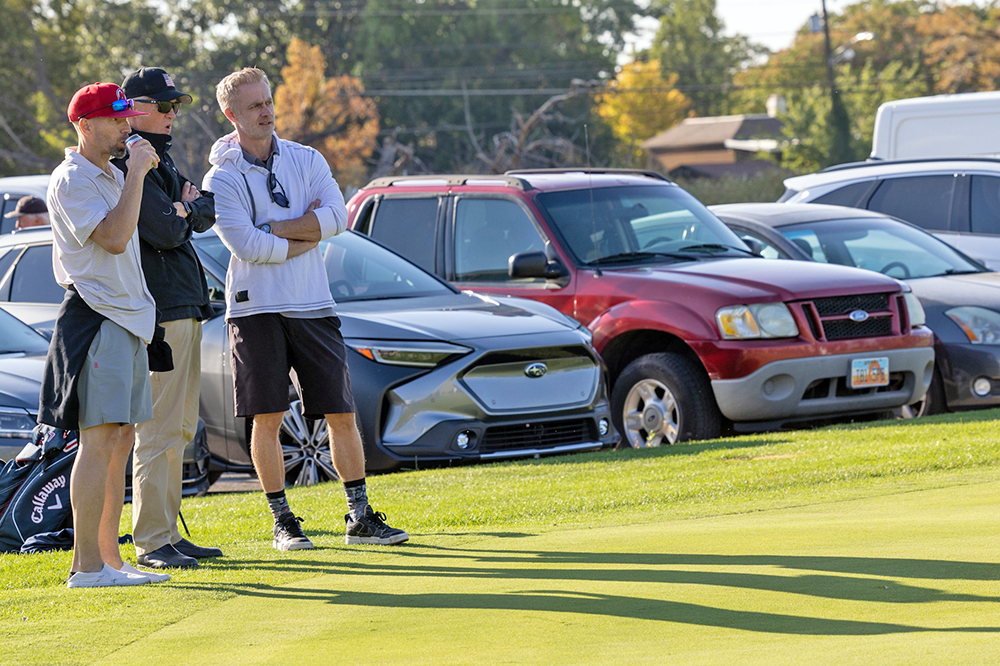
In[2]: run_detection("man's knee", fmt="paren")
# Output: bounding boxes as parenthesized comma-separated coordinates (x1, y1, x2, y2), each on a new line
(252, 412, 285, 438)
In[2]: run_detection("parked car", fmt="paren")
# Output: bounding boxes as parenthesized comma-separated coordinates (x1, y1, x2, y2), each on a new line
(712, 202, 1000, 417)
(0, 175, 49, 234)
(0, 226, 617, 484)
(779, 157, 1000, 270)
(345, 169, 936, 447)
(0, 305, 210, 496)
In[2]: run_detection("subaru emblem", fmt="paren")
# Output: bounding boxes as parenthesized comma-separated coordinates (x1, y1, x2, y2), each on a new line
(524, 362, 548, 378)
(849, 310, 869, 322)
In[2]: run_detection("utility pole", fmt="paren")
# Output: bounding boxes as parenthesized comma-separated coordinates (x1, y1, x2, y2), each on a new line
(821, 0, 854, 165)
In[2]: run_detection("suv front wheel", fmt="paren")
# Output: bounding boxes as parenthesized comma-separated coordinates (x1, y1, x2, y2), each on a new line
(612, 352, 722, 448)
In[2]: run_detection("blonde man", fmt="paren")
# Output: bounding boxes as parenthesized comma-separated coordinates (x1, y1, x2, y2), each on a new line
(203, 68, 407, 550)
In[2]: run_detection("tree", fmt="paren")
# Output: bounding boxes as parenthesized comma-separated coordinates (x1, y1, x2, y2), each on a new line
(274, 39, 380, 190)
(649, 0, 763, 117)
(595, 60, 689, 165)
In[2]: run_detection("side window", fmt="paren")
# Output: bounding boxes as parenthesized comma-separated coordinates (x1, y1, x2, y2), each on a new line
(865, 176, 957, 232)
(453, 198, 546, 283)
(0, 247, 20, 293)
(1, 196, 23, 234)
(369, 198, 438, 273)
(734, 230, 785, 260)
(812, 181, 875, 208)
(970, 175, 1000, 235)
(781, 230, 829, 263)
(10, 244, 64, 303)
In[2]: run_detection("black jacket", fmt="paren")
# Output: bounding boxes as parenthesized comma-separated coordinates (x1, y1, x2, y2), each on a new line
(112, 131, 215, 322)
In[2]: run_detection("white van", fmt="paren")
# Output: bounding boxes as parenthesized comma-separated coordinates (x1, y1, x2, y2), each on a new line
(871, 91, 1000, 161)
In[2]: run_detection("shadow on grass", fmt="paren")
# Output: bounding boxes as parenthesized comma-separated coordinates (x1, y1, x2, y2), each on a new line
(171, 578, 1000, 636)
(195, 542, 1000, 635)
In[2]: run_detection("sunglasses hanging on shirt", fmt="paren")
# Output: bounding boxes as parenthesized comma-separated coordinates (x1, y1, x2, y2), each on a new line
(268, 171, 290, 208)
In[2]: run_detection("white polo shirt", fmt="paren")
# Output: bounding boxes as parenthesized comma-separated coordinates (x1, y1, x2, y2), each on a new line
(47, 148, 156, 343)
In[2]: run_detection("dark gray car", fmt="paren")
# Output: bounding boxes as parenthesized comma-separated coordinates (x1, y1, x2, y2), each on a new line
(0, 227, 617, 485)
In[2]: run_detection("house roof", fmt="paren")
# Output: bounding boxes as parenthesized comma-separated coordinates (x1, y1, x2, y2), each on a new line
(642, 115, 783, 152)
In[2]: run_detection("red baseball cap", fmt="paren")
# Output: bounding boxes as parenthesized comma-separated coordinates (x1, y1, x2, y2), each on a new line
(67, 83, 148, 123)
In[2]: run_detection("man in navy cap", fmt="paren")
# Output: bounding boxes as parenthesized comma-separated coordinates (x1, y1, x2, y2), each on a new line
(112, 67, 222, 570)
(4, 195, 49, 230)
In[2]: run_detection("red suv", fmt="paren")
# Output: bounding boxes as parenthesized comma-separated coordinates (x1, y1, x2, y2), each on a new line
(347, 169, 935, 446)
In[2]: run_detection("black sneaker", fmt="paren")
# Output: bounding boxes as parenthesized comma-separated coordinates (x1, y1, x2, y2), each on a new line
(273, 514, 314, 551)
(345, 506, 409, 545)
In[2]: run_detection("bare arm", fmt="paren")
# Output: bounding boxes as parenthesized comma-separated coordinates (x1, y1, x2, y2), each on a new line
(286, 239, 319, 258)
(269, 200, 322, 241)
(89, 140, 159, 254)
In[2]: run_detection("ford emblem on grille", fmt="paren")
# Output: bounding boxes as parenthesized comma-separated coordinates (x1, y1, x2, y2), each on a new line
(849, 310, 870, 322)
(524, 362, 548, 378)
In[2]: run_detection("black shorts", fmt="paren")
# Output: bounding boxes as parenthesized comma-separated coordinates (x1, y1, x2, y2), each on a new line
(228, 314, 356, 418)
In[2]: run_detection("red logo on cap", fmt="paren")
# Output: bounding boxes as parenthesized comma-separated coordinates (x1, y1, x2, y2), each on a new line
(164, 74, 175, 88)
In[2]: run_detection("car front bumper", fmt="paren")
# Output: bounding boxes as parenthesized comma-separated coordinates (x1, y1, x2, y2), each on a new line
(710, 347, 936, 422)
(937, 341, 1000, 410)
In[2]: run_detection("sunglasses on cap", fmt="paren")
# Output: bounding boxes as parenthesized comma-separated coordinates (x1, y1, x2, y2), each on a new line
(79, 98, 135, 118)
(135, 99, 183, 114)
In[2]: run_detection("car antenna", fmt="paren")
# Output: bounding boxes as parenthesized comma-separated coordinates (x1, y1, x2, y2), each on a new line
(585, 124, 601, 277)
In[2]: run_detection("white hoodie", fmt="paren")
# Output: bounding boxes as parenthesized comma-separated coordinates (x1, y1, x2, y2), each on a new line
(202, 132, 348, 319)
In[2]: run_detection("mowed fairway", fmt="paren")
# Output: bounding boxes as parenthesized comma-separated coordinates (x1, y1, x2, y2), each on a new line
(2, 412, 999, 665)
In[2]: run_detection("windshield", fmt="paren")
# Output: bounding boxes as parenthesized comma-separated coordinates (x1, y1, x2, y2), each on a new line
(535, 184, 750, 265)
(780, 218, 984, 279)
(0, 307, 49, 354)
(194, 231, 453, 302)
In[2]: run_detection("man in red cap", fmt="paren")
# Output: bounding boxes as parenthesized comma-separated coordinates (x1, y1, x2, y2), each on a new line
(4, 196, 49, 230)
(39, 82, 166, 588)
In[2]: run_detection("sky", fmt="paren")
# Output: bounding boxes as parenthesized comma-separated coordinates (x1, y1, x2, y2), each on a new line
(624, 1, 990, 56)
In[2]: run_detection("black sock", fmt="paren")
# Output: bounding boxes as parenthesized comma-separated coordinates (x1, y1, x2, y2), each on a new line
(266, 490, 292, 522)
(344, 478, 369, 521)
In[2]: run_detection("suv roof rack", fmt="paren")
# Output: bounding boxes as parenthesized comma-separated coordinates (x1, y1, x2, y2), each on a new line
(364, 174, 533, 190)
(820, 155, 1000, 174)
(505, 167, 671, 182)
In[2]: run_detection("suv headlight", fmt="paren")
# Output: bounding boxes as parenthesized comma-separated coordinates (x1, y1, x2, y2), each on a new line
(903, 292, 926, 328)
(0, 407, 36, 439)
(716, 303, 799, 340)
(946, 306, 1000, 344)
(346, 340, 473, 367)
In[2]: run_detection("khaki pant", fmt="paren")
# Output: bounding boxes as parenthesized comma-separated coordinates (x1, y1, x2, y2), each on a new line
(132, 319, 202, 556)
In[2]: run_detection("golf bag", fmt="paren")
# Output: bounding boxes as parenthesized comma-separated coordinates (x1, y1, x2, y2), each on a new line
(0, 426, 78, 553)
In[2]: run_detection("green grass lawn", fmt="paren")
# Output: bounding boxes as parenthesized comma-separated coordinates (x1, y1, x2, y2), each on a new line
(2, 411, 999, 665)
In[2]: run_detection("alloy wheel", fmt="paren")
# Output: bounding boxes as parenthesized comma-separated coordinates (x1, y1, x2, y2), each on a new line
(621, 378, 679, 447)
(280, 400, 340, 485)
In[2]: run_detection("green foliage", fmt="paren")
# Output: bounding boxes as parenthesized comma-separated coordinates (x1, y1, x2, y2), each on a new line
(674, 170, 791, 205)
(649, 0, 765, 117)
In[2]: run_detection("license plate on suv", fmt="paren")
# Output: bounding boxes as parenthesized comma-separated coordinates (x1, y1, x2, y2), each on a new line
(850, 357, 889, 388)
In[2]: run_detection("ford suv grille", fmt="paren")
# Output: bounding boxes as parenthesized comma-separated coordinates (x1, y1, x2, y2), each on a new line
(797, 292, 900, 341)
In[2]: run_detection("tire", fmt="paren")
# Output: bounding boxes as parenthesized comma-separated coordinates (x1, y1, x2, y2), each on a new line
(612, 352, 722, 448)
(897, 367, 946, 419)
(280, 399, 341, 486)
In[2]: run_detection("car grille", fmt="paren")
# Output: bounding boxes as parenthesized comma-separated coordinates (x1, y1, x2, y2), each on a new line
(480, 418, 596, 454)
(796, 292, 900, 341)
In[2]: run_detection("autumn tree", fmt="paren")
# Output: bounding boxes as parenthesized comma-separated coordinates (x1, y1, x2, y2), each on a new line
(275, 39, 380, 190)
(596, 60, 689, 165)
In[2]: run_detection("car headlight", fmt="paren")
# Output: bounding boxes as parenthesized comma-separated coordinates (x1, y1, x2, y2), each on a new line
(716, 303, 799, 340)
(0, 407, 36, 439)
(903, 292, 926, 328)
(346, 340, 472, 367)
(945, 306, 1000, 344)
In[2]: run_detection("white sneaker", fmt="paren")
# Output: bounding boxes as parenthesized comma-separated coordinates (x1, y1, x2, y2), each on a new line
(120, 562, 170, 583)
(67, 563, 151, 588)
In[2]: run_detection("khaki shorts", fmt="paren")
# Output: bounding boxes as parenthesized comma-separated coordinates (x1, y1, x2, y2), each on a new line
(77, 320, 153, 429)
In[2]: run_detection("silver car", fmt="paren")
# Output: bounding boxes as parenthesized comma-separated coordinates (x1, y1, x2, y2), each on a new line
(0, 227, 617, 485)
